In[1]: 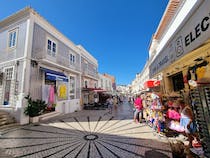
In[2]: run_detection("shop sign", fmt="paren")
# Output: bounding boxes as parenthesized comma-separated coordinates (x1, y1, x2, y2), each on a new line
(144, 79, 160, 89)
(150, 1, 210, 77)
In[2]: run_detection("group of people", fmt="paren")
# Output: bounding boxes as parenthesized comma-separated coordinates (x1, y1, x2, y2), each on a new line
(131, 92, 200, 148)
(106, 95, 124, 114)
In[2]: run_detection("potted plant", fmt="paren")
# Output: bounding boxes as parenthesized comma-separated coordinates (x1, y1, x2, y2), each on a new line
(24, 95, 47, 123)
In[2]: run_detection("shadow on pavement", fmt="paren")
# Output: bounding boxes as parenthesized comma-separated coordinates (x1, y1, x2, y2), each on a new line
(0, 101, 172, 158)
(145, 149, 170, 158)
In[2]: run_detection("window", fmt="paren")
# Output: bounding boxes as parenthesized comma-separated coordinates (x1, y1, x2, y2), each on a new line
(8, 29, 18, 48)
(47, 39, 56, 57)
(69, 76, 75, 99)
(84, 61, 88, 72)
(84, 80, 88, 88)
(70, 53, 76, 65)
(5, 67, 14, 80)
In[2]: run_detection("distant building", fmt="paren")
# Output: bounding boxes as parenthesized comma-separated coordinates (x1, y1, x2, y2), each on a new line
(116, 85, 129, 95)
(77, 45, 98, 107)
(98, 73, 113, 92)
(103, 73, 116, 91)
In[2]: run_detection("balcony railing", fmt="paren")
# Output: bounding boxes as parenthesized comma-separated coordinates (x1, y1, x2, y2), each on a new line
(32, 49, 80, 72)
(82, 69, 98, 79)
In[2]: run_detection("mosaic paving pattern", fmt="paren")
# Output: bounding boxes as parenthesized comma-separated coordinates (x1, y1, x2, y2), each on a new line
(0, 104, 172, 158)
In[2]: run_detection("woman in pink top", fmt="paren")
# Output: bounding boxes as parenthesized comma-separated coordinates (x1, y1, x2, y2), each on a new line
(133, 94, 143, 123)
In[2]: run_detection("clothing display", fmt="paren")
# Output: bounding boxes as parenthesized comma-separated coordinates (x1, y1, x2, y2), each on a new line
(58, 83, 67, 99)
(166, 109, 180, 120)
(48, 85, 55, 106)
(42, 85, 50, 104)
(168, 120, 185, 132)
(187, 60, 209, 81)
(196, 66, 206, 79)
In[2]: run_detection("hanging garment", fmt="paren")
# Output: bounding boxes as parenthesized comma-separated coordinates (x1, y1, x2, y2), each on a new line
(190, 69, 196, 81)
(187, 69, 191, 80)
(196, 66, 206, 80)
(42, 85, 50, 104)
(49, 85, 55, 104)
(203, 64, 210, 79)
(58, 84, 67, 99)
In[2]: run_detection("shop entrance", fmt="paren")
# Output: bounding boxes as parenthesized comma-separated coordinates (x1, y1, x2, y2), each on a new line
(171, 72, 184, 91)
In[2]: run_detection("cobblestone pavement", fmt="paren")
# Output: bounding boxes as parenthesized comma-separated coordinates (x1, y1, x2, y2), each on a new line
(0, 102, 172, 158)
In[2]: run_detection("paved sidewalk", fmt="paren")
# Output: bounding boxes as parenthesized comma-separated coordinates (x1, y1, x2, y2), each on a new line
(0, 101, 172, 158)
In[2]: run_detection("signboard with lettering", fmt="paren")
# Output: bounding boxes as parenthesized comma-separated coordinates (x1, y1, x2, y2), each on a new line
(150, 1, 210, 77)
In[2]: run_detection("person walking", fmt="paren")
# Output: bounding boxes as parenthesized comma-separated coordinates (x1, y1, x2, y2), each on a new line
(113, 96, 118, 110)
(107, 96, 113, 114)
(133, 94, 143, 123)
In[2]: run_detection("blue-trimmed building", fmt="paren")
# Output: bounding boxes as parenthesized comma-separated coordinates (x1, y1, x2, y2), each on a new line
(0, 7, 98, 124)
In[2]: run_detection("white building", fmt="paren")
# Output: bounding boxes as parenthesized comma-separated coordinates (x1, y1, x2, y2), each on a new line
(130, 60, 151, 94)
(78, 45, 99, 106)
(148, 0, 210, 156)
(116, 85, 129, 95)
(0, 7, 98, 124)
(98, 73, 113, 92)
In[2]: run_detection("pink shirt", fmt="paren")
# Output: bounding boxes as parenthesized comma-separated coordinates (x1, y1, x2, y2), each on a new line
(134, 98, 143, 110)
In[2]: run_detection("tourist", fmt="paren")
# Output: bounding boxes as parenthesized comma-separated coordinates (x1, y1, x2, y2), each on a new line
(107, 96, 113, 114)
(179, 100, 198, 147)
(133, 94, 143, 123)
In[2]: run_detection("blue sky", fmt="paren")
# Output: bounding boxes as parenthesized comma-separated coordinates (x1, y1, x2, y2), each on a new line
(0, 0, 168, 85)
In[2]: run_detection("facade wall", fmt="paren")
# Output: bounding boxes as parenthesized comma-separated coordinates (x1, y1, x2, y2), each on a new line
(81, 56, 98, 81)
(29, 20, 83, 114)
(147, 0, 210, 99)
(0, 8, 98, 123)
(29, 63, 42, 100)
(98, 73, 113, 92)
(31, 23, 82, 102)
(150, 1, 210, 78)
(0, 12, 31, 124)
(32, 23, 80, 72)
(0, 19, 28, 62)
(0, 17, 28, 108)
(103, 73, 116, 90)
(80, 45, 98, 90)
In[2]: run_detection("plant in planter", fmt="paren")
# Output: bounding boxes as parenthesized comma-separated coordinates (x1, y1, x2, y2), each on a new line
(24, 95, 47, 118)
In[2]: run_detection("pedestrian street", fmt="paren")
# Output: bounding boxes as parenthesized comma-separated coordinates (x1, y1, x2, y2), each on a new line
(0, 101, 172, 158)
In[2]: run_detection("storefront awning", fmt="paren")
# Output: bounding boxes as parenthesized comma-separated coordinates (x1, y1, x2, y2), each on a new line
(93, 88, 107, 93)
(82, 88, 106, 93)
(144, 79, 160, 88)
(40, 67, 68, 82)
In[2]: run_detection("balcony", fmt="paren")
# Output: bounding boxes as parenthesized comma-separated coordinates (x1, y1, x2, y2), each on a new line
(82, 69, 98, 79)
(32, 49, 80, 72)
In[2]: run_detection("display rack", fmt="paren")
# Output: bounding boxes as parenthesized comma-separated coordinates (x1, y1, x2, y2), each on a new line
(190, 85, 210, 158)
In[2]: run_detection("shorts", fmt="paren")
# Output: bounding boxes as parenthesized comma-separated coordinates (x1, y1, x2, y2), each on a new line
(108, 104, 113, 109)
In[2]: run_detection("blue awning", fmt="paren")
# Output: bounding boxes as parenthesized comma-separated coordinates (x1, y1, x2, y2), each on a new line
(40, 67, 68, 82)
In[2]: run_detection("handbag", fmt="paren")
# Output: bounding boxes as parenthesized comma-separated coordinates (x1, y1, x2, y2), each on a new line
(189, 121, 197, 133)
